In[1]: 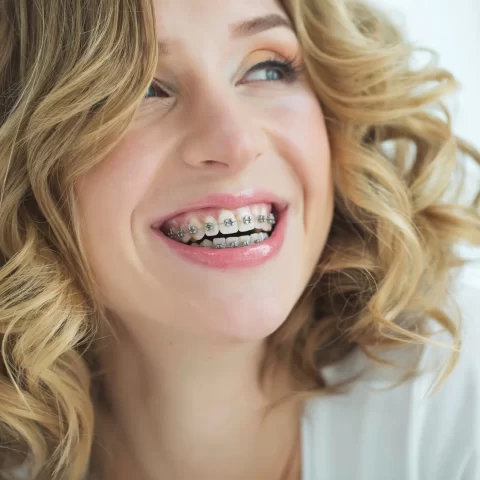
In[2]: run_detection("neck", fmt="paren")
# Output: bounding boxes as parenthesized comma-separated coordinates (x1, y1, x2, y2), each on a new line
(94, 318, 303, 480)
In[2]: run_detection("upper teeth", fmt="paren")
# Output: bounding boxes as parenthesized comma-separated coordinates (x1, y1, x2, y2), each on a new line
(171, 213, 275, 240)
(160, 203, 275, 244)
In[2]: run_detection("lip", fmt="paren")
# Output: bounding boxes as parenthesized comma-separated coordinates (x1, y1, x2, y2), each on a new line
(152, 208, 287, 269)
(151, 191, 289, 229)
(150, 191, 289, 269)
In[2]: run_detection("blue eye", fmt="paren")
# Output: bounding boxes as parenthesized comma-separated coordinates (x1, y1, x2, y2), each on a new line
(242, 59, 301, 84)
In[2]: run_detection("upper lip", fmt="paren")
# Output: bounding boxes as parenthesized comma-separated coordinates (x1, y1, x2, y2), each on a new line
(151, 190, 289, 228)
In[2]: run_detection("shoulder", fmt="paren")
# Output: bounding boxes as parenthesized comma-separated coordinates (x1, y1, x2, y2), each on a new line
(302, 259, 480, 480)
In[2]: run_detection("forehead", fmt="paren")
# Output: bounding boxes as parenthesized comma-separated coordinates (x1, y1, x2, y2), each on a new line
(153, 0, 288, 40)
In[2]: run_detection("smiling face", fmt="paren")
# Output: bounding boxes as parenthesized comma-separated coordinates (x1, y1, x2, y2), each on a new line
(74, 0, 333, 342)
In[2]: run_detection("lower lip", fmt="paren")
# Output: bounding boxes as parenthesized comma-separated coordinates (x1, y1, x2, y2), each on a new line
(151, 209, 288, 269)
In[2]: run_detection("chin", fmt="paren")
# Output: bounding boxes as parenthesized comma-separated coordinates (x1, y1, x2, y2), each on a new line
(191, 288, 300, 344)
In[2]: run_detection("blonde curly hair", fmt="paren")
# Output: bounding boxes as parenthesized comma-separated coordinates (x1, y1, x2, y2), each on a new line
(0, 0, 478, 478)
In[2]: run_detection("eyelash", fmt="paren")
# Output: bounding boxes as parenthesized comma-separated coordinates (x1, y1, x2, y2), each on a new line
(144, 54, 303, 101)
(240, 55, 303, 85)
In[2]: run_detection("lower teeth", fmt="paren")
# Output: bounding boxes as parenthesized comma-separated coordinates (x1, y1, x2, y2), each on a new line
(190, 232, 271, 249)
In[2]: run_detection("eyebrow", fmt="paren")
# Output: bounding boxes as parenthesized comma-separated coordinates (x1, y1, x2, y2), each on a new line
(230, 13, 294, 38)
(157, 14, 294, 57)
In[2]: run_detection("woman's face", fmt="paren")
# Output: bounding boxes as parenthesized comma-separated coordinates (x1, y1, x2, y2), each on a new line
(74, 0, 333, 342)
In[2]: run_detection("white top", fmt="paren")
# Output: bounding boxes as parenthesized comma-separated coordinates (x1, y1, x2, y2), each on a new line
(301, 266, 480, 480)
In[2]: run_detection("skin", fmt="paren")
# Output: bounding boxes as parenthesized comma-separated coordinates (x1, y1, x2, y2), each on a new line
(74, 0, 333, 478)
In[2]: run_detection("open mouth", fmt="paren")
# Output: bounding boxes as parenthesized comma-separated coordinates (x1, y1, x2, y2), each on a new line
(155, 203, 278, 249)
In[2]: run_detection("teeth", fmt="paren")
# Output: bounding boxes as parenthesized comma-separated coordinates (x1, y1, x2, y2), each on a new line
(239, 235, 251, 246)
(250, 233, 262, 244)
(200, 239, 214, 248)
(165, 213, 276, 241)
(251, 204, 270, 230)
(177, 233, 271, 249)
(188, 218, 205, 241)
(226, 237, 239, 248)
(213, 238, 226, 249)
(204, 216, 219, 237)
(176, 226, 191, 244)
(260, 213, 272, 232)
(162, 204, 277, 242)
(218, 210, 238, 235)
(235, 207, 254, 233)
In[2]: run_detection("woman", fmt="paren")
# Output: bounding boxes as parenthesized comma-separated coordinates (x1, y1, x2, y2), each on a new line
(0, 0, 479, 479)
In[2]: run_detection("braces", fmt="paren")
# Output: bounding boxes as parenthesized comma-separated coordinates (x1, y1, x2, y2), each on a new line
(167, 213, 277, 240)
(196, 231, 271, 249)
(211, 237, 264, 249)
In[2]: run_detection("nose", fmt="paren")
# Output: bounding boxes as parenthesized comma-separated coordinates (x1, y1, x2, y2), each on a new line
(177, 89, 262, 176)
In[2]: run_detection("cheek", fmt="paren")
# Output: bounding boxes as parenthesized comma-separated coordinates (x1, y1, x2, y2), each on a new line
(265, 92, 332, 204)
(74, 137, 162, 279)
(264, 93, 333, 257)
(76, 135, 159, 225)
